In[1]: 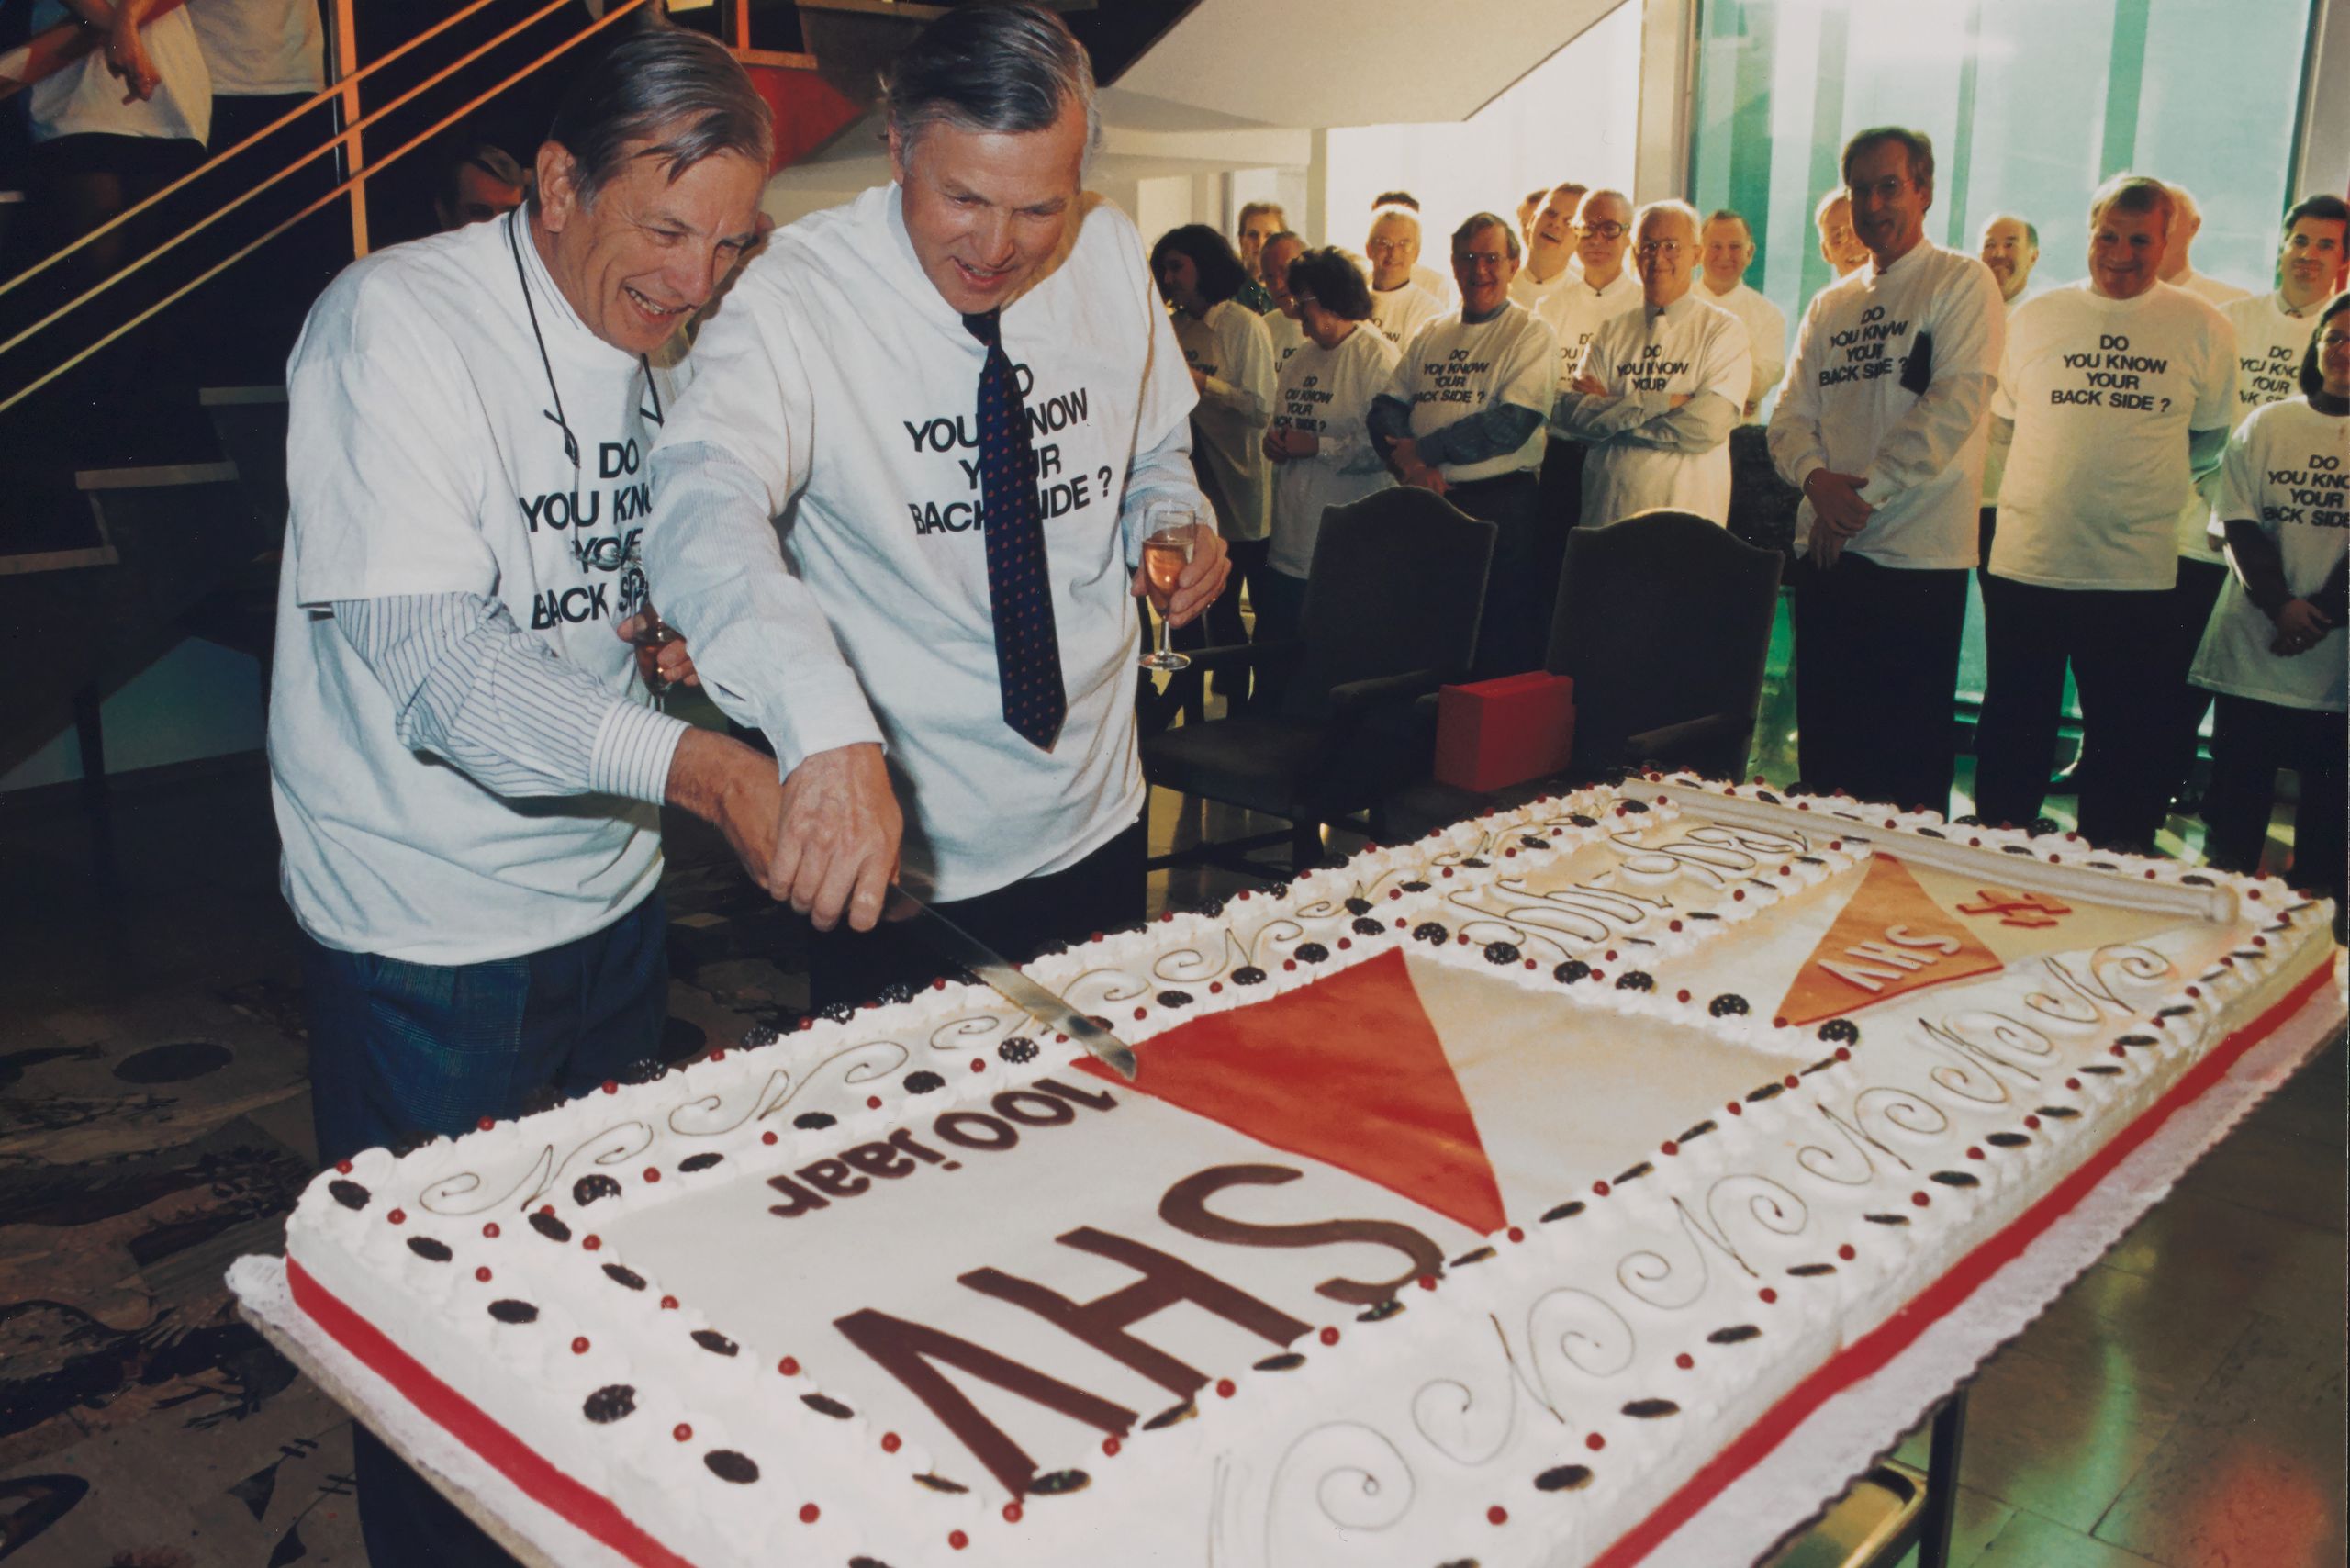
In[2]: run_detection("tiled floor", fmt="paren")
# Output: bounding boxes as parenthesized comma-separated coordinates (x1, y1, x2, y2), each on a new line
(0, 739, 2339, 1568)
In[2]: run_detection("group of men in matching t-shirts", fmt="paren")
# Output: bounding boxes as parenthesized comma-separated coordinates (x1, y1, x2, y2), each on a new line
(1191, 135, 2346, 910)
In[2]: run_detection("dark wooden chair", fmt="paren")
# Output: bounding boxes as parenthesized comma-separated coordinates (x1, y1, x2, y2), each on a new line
(1547, 508, 1783, 781)
(1141, 487, 1497, 876)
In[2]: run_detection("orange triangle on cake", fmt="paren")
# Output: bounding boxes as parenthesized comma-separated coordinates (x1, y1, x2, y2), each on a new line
(1077, 947, 1507, 1236)
(1772, 854, 2006, 1026)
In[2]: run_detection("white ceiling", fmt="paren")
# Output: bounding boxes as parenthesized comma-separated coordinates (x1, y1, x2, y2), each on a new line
(1113, 0, 1629, 129)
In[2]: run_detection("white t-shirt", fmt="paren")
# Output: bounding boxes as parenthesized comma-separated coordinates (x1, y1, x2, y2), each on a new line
(1268, 323, 1399, 578)
(271, 214, 680, 963)
(1534, 267, 1641, 392)
(1768, 242, 2006, 568)
(1412, 262, 1456, 308)
(2175, 268, 2252, 308)
(2177, 291, 2326, 560)
(1572, 292, 1752, 528)
(1266, 308, 1306, 380)
(1384, 305, 1557, 484)
(1991, 281, 2236, 591)
(650, 186, 1198, 901)
(1507, 257, 1577, 313)
(28, 1, 209, 144)
(1699, 278, 1789, 420)
(2190, 398, 2349, 711)
(191, 0, 326, 96)
(1368, 281, 1444, 351)
(1177, 297, 1274, 543)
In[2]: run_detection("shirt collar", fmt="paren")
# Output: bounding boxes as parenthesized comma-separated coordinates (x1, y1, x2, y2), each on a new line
(508, 208, 606, 354)
(2277, 289, 2314, 319)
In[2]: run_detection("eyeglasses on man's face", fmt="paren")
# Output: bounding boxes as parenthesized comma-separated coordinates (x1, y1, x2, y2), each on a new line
(1635, 239, 1684, 259)
(1578, 220, 1628, 241)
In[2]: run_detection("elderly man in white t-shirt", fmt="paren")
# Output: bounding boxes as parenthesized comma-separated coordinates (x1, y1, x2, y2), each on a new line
(1975, 174, 2237, 849)
(646, 3, 1225, 1009)
(1364, 204, 1446, 350)
(267, 29, 782, 1565)
(2158, 184, 2252, 307)
(1769, 127, 2004, 817)
(1508, 181, 1586, 312)
(1695, 208, 1786, 420)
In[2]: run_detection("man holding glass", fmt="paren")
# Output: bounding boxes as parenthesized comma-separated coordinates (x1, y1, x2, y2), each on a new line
(645, 2, 1224, 1009)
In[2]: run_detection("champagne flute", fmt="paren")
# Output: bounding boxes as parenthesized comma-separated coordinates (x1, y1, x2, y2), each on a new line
(1138, 510, 1195, 672)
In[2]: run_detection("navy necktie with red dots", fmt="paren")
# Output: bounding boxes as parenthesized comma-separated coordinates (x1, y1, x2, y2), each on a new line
(962, 308, 1065, 749)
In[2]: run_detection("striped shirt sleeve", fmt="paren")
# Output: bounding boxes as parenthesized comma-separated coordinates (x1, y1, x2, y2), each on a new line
(331, 594, 688, 805)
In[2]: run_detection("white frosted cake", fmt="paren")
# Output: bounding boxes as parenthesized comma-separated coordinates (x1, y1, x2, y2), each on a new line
(263, 777, 2339, 1567)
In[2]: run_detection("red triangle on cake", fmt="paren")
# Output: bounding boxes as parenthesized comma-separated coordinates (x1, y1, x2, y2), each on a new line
(1077, 947, 1505, 1236)
(1773, 853, 2006, 1026)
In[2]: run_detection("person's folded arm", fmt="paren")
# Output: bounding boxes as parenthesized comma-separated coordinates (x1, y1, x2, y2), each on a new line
(1553, 387, 1675, 442)
(333, 593, 687, 803)
(1416, 401, 1544, 466)
(2221, 517, 2294, 618)
(1366, 391, 1416, 457)
(1608, 390, 1741, 454)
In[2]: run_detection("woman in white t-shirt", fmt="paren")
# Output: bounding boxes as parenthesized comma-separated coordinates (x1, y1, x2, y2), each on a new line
(2189, 296, 2349, 912)
(1259, 247, 1399, 666)
(1154, 223, 1275, 700)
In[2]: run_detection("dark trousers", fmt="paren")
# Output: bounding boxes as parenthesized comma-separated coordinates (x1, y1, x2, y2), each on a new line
(301, 895, 671, 1568)
(1446, 470, 1545, 678)
(2201, 693, 2347, 904)
(2155, 555, 2228, 801)
(810, 817, 1147, 1013)
(1173, 536, 1270, 709)
(1975, 576, 2172, 847)
(1789, 554, 1969, 815)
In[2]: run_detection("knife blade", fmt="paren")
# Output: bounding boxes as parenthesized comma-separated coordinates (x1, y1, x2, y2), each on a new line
(884, 888, 1139, 1081)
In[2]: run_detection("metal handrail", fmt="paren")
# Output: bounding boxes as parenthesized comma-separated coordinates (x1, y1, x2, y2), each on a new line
(0, 0, 543, 304)
(0, 0, 657, 419)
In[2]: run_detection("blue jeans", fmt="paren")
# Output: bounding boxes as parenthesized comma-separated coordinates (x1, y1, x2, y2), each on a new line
(299, 894, 670, 1568)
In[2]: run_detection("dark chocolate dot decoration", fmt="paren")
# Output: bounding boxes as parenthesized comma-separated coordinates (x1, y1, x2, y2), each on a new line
(793, 1110, 838, 1130)
(1232, 966, 1268, 986)
(1569, 813, 1599, 828)
(692, 1329, 740, 1357)
(1986, 1132, 2031, 1148)
(1483, 941, 1522, 965)
(1345, 897, 1373, 916)
(1786, 1262, 1837, 1276)
(2035, 1105, 2080, 1119)
(1801, 1056, 1840, 1076)
(2180, 873, 2215, 887)
(912, 1473, 969, 1495)
(1687, 910, 1721, 921)
(1413, 922, 1450, 945)
(997, 1037, 1040, 1065)
(1758, 790, 1783, 805)
(1357, 1298, 1406, 1323)
(573, 1174, 622, 1207)
(818, 1002, 856, 1025)
(1195, 897, 1225, 918)
(583, 1384, 636, 1424)
(1252, 1352, 1306, 1372)
(1450, 1246, 1497, 1268)
(2080, 1065, 2122, 1076)
(1707, 1325, 1762, 1344)
(1614, 970, 1654, 991)
(488, 1299, 539, 1324)
(528, 1211, 572, 1243)
(1294, 943, 1330, 963)
(903, 1070, 946, 1095)
(1553, 959, 1592, 983)
(405, 1237, 453, 1263)
(603, 1263, 647, 1290)
(1401, 879, 1431, 892)
(1156, 990, 1194, 1009)
(678, 1153, 722, 1173)
(1458, 857, 1490, 868)
(1536, 1463, 1595, 1491)
(704, 1450, 759, 1484)
(1026, 1469, 1091, 1496)
(620, 1056, 670, 1085)
(1678, 1119, 1718, 1144)
(1618, 800, 1650, 815)
(1614, 1161, 1653, 1184)
(2155, 1004, 2194, 1019)
(1746, 1082, 1785, 1103)
(2001, 844, 2034, 857)
(1142, 1399, 1197, 1431)
(1352, 916, 1387, 936)
(848, 1559, 893, 1568)
(878, 981, 918, 1006)
(1621, 1398, 1680, 1418)
(800, 1393, 853, 1419)
(1708, 994, 1750, 1017)
(1817, 1019, 1860, 1044)
(1518, 834, 1550, 851)
(1863, 1213, 1912, 1226)
(1266, 882, 1292, 899)
(329, 1180, 371, 1211)
(2115, 1034, 2157, 1047)
(387, 1131, 438, 1158)
(1541, 1200, 1587, 1223)
(1930, 1170, 1979, 1187)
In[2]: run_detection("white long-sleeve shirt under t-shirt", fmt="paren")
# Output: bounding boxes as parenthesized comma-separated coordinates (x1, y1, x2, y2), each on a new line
(270, 212, 689, 964)
(1534, 267, 1641, 393)
(1768, 241, 2005, 569)
(1268, 323, 1400, 578)
(644, 186, 1204, 902)
(1560, 292, 1751, 528)
(1176, 297, 1275, 543)
(2190, 398, 2349, 711)
(1369, 281, 1445, 351)
(1699, 278, 1788, 420)
(1990, 281, 2236, 591)
(1384, 305, 1558, 484)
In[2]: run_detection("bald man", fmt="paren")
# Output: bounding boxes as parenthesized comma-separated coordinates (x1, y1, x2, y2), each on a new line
(1365, 205, 1446, 350)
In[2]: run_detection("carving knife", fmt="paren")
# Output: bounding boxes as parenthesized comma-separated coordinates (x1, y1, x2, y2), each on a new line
(883, 888, 1139, 1081)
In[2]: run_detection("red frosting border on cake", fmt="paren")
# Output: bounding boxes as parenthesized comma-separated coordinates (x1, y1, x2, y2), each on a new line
(286, 1257, 699, 1568)
(286, 958, 2335, 1568)
(1587, 956, 2336, 1568)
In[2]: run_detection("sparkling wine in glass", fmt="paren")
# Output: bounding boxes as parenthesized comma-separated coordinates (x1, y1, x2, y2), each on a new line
(1138, 515, 1194, 672)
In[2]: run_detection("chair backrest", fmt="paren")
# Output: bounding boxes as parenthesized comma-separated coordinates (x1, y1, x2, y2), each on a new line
(200, 386, 291, 544)
(1285, 487, 1498, 721)
(1547, 508, 1782, 775)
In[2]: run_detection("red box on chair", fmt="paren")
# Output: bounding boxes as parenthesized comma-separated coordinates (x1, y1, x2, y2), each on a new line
(1433, 673, 1576, 793)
